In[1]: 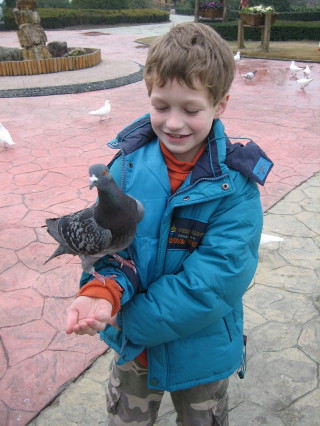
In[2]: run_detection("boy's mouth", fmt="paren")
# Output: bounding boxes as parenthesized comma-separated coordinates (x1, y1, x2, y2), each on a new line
(165, 132, 190, 141)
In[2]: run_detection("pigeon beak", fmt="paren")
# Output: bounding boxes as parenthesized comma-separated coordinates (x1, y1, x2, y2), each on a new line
(89, 174, 99, 190)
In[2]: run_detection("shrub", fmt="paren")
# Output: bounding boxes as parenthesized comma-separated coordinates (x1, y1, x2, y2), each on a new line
(4, 0, 70, 6)
(247, 0, 290, 12)
(278, 11, 320, 21)
(208, 19, 320, 41)
(70, 0, 129, 9)
(3, 7, 169, 29)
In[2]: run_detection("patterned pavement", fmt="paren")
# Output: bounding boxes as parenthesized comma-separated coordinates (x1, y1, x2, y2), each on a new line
(0, 15, 319, 426)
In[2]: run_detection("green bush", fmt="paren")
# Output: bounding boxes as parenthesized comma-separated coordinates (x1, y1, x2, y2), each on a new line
(4, 0, 16, 7)
(278, 11, 320, 21)
(208, 19, 320, 41)
(3, 7, 169, 29)
(4, 0, 70, 6)
(70, 0, 129, 9)
(248, 0, 290, 12)
(37, 0, 70, 7)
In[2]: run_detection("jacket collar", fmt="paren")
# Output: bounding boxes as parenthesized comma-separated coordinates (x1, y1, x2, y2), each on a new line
(107, 114, 273, 186)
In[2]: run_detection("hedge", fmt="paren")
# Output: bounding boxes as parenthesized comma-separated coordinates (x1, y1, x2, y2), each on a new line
(3, 8, 169, 29)
(209, 19, 320, 41)
(70, 0, 150, 9)
(4, 0, 70, 7)
(175, 8, 320, 22)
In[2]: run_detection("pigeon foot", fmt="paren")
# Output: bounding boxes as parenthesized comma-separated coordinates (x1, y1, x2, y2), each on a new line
(110, 254, 137, 273)
(93, 271, 117, 285)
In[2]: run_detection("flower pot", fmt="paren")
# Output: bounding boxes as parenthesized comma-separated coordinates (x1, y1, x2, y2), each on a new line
(200, 9, 223, 19)
(240, 12, 277, 26)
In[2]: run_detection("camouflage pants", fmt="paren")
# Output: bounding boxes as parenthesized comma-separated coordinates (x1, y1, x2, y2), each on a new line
(106, 353, 229, 426)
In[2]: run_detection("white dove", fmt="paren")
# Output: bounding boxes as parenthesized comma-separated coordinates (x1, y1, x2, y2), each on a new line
(290, 61, 304, 76)
(0, 122, 15, 146)
(303, 65, 311, 78)
(242, 70, 257, 81)
(89, 99, 111, 120)
(296, 78, 313, 90)
(260, 233, 283, 245)
(234, 51, 240, 62)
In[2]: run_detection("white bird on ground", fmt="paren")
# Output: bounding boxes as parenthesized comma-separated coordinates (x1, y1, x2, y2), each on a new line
(296, 78, 313, 90)
(290, 61, 304, 76)
(260, 233, 283, 245)
(303, 65, 311, 78)
(0, 122, 15, 146)
(234, 51, 241, 62)
(89, 99, 111, 120)
(242, 70, 257, 81)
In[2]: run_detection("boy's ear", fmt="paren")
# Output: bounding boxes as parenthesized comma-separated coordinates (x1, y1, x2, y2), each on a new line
(213, 94, 229, 119)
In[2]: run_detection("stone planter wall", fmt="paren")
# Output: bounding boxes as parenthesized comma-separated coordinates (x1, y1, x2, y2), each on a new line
(0, 48, 101, 76)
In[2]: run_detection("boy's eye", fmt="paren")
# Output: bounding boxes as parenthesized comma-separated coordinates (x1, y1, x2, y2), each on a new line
(154, 106, 168, 111)
(185, 109, 199, 115)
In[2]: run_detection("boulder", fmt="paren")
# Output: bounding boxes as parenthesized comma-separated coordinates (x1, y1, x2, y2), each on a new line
(47, 41, 68, 58)
(0, 46, 23, 62)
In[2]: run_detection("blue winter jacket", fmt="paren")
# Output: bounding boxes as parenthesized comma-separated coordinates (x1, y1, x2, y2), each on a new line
(80, 114, 273, 392)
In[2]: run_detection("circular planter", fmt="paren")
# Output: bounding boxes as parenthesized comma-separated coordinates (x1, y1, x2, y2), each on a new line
(0, 47, 101, 76)
(200, 9, 223, 19)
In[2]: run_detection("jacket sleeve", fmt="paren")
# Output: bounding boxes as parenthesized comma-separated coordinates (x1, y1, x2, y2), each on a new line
(120, 173, 263, 347)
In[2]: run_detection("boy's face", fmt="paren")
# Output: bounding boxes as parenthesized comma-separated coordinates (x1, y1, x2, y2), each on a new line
(150, 78, 228, 162)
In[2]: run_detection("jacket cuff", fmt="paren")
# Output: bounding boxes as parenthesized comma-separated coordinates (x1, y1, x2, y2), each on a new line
(78, 279, 123, 316)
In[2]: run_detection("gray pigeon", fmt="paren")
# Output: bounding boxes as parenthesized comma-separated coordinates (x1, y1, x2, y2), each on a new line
(242, 70, 257, 81)
(44, 164, 144, 283)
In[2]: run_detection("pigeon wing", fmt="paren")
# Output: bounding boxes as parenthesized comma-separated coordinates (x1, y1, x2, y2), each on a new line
(59, 207, 112, 255)
(45, 206, 112, 263)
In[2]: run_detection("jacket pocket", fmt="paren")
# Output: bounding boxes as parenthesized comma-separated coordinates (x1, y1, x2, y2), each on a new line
(222, 312, 237, 342)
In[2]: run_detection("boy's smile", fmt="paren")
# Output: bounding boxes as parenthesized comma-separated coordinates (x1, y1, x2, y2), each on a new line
(150, 78, 228, 162)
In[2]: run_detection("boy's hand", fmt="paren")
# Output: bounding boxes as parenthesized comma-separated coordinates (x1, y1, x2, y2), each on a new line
(66, 296, 119, 336)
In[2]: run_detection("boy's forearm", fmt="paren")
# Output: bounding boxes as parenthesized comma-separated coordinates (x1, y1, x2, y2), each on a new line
(78, 279, 123, 317)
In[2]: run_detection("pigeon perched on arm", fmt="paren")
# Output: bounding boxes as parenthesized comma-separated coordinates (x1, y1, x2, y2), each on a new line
(44, 164, 144, 283)
(89, 100, 111, 120)
(0, 122, 15, 146)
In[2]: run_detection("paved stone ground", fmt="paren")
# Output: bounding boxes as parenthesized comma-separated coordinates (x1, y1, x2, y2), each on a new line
(0, 14, 319, 426)
(29, 172, 320, 425)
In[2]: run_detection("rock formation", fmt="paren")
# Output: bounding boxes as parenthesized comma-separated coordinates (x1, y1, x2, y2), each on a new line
(13, 0, 51, 60)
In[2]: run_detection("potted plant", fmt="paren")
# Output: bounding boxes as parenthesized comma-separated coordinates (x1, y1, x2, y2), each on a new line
(240, 4, 277, 26)
(199, 2, 224, 19)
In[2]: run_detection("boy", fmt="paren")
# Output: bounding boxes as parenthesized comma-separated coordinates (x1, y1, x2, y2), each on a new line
(66, 23, 273, 425)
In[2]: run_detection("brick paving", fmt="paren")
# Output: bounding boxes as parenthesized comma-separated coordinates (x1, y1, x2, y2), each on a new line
(0, 15, 319, 426)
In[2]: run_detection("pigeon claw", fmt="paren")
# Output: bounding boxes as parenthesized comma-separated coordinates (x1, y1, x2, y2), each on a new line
(93, 270, 108, 285)
(110, 254, 137, 273)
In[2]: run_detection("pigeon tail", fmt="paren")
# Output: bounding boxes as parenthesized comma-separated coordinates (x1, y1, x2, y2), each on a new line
(44, 244, 71, 264)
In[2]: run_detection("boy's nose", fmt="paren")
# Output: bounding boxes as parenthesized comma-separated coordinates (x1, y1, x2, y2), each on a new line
(166, 112, 184, 131)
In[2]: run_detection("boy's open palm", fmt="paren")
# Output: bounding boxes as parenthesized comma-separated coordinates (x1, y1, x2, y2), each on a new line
(66, 296, 118, 336)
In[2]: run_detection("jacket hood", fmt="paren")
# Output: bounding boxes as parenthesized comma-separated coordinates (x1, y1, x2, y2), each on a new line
(108, 114, 273, 186)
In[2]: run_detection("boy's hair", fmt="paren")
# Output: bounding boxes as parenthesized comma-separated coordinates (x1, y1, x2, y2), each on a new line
(144, 22, 235, 107)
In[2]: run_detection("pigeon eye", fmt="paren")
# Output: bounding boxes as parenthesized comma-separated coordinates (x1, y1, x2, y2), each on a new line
(102, 170, 107, 176)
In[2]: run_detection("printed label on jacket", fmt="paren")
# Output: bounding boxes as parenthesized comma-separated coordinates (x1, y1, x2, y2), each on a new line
(167, 217, 207, 253)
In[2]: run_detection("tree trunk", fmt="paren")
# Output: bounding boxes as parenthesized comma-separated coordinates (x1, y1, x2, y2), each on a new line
(13, 0, 51, 60)
(222, 0, 230, 23)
